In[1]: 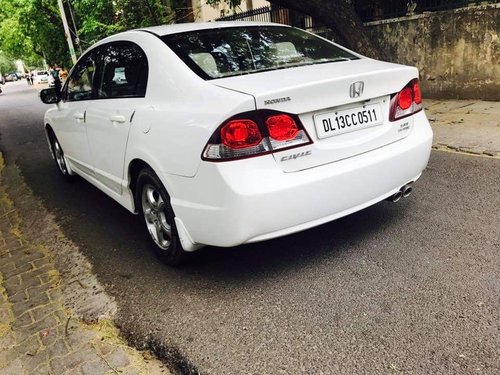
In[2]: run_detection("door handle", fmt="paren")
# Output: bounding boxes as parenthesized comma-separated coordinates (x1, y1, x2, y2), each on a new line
(74, 112, 84, 121)
(109, 115, 126, 123)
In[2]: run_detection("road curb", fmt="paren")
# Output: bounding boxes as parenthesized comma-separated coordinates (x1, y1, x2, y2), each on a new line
(431, 144, 500, 159)
(0, 153, 170, 374)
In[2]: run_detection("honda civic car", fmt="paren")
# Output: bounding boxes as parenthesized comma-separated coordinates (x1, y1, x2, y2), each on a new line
(40, 22, 433, 265)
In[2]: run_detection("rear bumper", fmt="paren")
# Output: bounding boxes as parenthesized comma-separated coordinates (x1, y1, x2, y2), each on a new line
(167, 112, 433, 249)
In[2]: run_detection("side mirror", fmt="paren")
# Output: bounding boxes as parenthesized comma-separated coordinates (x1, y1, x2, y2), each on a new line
(40, 88, 61, 104)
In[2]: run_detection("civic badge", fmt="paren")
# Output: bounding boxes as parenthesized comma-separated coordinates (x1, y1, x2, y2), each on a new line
(350, 81, 364, 98)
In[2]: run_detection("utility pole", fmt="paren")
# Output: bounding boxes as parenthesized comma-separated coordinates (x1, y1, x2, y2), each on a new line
(57, 0, 77, 65)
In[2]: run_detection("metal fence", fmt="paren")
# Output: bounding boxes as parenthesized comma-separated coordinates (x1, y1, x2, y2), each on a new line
(217, 1, 499, 24)
(217, 5, 322, 33)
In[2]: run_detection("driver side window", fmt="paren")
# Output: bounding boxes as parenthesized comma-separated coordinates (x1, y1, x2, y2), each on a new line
(97, 42, 148, 99)
(64, 51, 100, 102)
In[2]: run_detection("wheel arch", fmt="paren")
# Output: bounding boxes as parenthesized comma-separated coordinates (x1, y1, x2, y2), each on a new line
(127, 156, 178, 208)
(128, 158, 151, 211)
(44, 124, 57, 156)
(45, 123, 55, 141)
(128, 158, 202, 253)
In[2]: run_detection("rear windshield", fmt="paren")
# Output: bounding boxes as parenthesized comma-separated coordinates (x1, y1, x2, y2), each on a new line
(162, 26, 358, 80)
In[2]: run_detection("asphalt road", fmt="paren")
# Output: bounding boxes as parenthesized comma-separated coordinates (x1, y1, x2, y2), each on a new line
(0, 81, 499, 374)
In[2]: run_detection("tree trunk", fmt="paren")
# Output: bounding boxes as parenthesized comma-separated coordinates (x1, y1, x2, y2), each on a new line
(270, 0, 381, 60)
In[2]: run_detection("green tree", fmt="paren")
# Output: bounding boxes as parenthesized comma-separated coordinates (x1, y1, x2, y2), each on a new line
(115, 0, 175, 29)
(0, 0, 42, 69)
(0, 51, 16, 74)
(0, 0, 68, 68)
(0, 0, 179, 69)
(21, 0, 72, 67)
(72, 0, 121, 49)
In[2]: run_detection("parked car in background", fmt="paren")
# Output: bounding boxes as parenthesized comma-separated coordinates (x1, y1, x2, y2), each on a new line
(48, 74, 55, 87)
(5, 73, 18, 82)
(39, 22, 433, 265)
(35, 70, 49, 84)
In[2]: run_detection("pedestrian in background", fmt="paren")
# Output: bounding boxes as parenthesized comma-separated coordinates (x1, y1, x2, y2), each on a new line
(51, 65, 62, 93)
(60, 68, 68, 82)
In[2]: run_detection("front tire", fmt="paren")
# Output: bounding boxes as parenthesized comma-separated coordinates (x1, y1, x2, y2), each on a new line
(136, 168, 186, 265)
(49, 133, 73, 181)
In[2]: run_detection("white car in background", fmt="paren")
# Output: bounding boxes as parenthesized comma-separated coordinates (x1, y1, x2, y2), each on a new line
(40, 22, 433, 265)
(35, 70, 49, 84)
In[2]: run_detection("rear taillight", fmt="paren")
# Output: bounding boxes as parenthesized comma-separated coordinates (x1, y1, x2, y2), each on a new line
(413, 80, 422, 104)
(389, 78, 423, 121)
(398, 88, 413, 110)
(265, 114, 299, 141)
(221, 120, 262, 149)
(203, 110, 312, 161)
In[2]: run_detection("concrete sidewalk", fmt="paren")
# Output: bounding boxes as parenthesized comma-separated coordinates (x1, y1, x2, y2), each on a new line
(424, 99, 500, 158)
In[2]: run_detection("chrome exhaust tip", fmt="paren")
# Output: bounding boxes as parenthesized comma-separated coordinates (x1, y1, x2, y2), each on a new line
(387, 182, 414, 203)
(402, 184, 413, 198)
(389, 190, 403, 203)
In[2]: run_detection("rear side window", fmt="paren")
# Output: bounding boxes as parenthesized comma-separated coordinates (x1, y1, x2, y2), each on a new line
(97, 42, 149, 98)
(162, 26, 358, 80)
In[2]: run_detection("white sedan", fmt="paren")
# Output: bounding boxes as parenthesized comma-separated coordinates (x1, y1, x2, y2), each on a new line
(40, 22, 433, 265)
(35, 70, 49, 84)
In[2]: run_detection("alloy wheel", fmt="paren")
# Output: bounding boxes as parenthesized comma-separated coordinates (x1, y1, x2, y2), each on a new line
(141, 183, 172, 250)
(53, 139, 68, 175)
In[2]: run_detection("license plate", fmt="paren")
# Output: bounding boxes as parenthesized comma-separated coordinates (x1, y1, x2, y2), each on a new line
(314, 103, 383, 139)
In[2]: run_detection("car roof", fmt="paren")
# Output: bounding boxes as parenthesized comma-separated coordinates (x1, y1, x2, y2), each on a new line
(139, 21, 290, 36)
(86, 21, 293, 55)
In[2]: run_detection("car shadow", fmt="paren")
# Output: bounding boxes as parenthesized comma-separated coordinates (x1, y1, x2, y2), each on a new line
(175, 200, 408, 283)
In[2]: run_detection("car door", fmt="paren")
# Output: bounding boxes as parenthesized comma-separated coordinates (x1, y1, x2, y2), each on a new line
(84, 41, 149, 195)
(51, 50, 100, 177)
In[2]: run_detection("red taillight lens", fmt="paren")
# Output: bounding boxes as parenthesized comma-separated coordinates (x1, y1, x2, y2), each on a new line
(221, 120, 262, 149)
(389, 78, 423, 121)
(202, 110, 313, 161)
(413, 81, 422, 104)
(265, 114, 299, 141)
(398, 87, 413, 110)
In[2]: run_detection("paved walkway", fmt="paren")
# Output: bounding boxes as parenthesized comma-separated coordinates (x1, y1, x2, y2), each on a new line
(0, 156, 169, 374)
(424, 99, 500, 158)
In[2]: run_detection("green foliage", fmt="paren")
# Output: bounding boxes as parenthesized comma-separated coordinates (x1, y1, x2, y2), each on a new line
(21, 0, 72, 67)
(72, 0, 121, 48)
(0, 0, 179, 69)
(0, 51, 16, 74)
(205, 0, 242, 9)
(115, 0, 176, 29)
(0, 0, 41, 69)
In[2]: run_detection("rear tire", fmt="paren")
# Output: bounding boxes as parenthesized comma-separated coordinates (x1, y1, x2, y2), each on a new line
(136, 167, 187, 266)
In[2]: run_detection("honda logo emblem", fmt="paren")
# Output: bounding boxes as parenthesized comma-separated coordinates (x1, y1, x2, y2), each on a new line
(350, 81, 364, 98)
